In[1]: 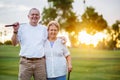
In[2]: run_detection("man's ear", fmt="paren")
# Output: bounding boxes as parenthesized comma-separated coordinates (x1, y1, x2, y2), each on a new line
(27, 15, 29, 18)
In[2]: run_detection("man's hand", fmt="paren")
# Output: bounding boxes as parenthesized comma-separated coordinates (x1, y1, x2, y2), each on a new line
(13, 22, 19, 33)
(60, 36, 67, 44)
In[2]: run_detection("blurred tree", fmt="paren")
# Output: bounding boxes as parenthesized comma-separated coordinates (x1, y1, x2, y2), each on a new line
(81, 7, 108, 35)
(40, 7, 57, 25)
(41, 0, 80, 47)
(41, 0, 74, 25)
(112, 20, 120, 40)
(0, 41, 3, 45)
(4, 40, 12, 45)
(111, 20, 120, 49)
(105, 20, 120, 49)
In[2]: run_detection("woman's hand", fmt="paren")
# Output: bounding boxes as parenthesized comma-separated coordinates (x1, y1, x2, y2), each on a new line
(68, 64, 72, 72)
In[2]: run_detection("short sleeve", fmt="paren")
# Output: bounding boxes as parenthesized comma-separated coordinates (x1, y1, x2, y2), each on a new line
(17, 24, 23, 42)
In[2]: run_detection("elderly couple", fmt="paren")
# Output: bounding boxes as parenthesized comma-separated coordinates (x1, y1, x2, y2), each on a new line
(11, 8, 72, 80)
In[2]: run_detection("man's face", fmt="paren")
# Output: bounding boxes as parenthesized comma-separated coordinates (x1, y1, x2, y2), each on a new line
(28, 9, 40, 24)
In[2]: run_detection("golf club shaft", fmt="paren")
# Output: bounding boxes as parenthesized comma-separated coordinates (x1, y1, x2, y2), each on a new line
(68, 72, 70, 80)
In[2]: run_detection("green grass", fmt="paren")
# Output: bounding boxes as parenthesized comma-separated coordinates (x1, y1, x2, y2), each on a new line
(0, 45, 19, 80)
(0, 45, 120, 80)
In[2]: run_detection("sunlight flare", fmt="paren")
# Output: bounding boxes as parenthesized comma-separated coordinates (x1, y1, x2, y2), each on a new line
(78, 30, 107, 47)
(58, 30, 71, 47)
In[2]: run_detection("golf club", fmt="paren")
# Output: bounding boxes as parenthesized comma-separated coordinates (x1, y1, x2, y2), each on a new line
(4, 23, 25, 27)
(5, 24, 17, 27)
(67, 72, 71, 80)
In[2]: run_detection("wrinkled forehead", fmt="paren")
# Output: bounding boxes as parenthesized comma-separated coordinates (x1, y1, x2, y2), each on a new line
(28, 8, 40, 15)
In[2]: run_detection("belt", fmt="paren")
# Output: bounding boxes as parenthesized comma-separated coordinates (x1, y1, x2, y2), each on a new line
(21, 56, 44, 60)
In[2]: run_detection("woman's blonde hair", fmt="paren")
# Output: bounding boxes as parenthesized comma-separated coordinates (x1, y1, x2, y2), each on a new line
(47, 21, 60, 31)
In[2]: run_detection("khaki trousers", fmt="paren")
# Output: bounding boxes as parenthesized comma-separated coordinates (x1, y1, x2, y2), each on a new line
(18, 57, 47, 80)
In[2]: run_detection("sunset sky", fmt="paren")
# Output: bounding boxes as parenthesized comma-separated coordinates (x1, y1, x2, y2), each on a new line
(0, 0, 120, 44)
(0, 0, 120, 27)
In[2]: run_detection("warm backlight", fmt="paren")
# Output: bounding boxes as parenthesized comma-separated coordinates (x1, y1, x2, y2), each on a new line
(78, 30, 107, 47)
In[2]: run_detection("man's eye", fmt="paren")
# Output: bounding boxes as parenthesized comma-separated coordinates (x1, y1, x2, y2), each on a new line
(35, 14, 39, 16)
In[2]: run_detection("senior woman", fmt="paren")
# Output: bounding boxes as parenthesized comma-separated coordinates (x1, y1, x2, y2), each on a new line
(44, 21, 72, 80)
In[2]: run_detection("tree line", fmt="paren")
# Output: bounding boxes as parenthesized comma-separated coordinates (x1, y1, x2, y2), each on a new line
(40, 0, 120, 49)
(0, 0, 120, 50)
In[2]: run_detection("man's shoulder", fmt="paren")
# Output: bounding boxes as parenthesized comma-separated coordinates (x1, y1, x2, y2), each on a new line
(20, 23, 28, 28)
(38, 24, 47, 29)
(20, 23, 27, 26)
(18, 23, 27, 30)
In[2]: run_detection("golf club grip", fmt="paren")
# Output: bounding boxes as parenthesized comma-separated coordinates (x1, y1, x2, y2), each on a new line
(4, 23, 25, 27)
(5, 24, 16, 27)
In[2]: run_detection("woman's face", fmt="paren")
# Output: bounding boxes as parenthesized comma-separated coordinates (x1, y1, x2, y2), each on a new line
(48, 24, 59, 39)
